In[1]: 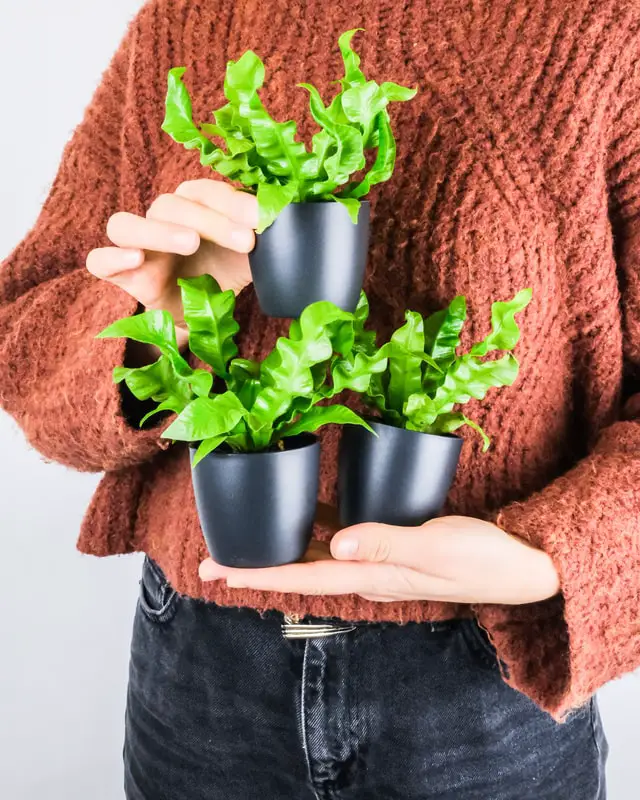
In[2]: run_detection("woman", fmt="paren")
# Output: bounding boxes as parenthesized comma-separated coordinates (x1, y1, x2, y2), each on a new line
(1, 0, 637, 796)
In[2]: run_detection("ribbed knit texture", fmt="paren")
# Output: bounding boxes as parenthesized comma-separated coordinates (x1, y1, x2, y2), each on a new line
(2, 0, 640, 719)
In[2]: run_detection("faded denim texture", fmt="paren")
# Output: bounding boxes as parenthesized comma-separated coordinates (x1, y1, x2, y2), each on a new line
(124, 557, 607, 799)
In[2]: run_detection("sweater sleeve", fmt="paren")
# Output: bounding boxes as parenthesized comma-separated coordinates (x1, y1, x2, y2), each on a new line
(474, 58, 640, 720)
(0, 3, 170, 472)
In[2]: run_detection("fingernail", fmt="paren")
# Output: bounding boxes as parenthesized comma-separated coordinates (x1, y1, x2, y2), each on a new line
(334, 538, 359, 559)
(230, 228, 254, 252)
(175, 231, 200, 253)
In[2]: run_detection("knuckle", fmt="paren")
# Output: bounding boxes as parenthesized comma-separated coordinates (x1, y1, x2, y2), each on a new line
(139, 279, 167, 309)
(197, 177, 226, 189)
(146, 193, 174, 217)
(393, 565, 419, 594)
(379, 565, 417, 596)
(368, 537, 392, 563)
(106, 212, 128, 238)
(176, 178, 224, 192)
(186, 178, 230, 209)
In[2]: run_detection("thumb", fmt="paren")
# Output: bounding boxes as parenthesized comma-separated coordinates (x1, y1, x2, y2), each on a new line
(330, 523, 401, 563)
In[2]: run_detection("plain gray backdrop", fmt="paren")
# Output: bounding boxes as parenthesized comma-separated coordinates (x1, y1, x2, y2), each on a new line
(1, 1, 638, 798)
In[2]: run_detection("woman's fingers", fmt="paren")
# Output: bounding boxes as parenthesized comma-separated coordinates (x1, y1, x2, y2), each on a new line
(87, 180, 256, 313)
(198, 558, 374, 594)
(85, 246, 144, 278)
(107, 211, 200, 255)
(175, 179, 259, 229)
(86, 245, 181, 313)
(146, 193, 255, 253)
(105, 181, 257, 259)
(197, 555, 425, 598)
(357, 594, 400, 603)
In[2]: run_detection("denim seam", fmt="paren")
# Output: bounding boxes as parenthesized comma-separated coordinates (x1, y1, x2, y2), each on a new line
(460, 618, 498, 670)
(300, 640, 322, 800)
(138, 586, 179, 624)
(139, 559, 179, 624)
(589, 699, 605, 799)
(145, 556, 165, 585)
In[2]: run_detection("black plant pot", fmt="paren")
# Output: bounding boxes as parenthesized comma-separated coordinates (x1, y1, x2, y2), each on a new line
(190, 434, 320, 568)
(338, 420, 463, 527)
(249, 200, 370, 318)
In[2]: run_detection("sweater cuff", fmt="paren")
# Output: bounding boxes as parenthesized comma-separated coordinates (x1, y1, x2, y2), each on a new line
(473, 421, 640, 719)
(69, 277, 172, 469)
(6, 273, 171, 472)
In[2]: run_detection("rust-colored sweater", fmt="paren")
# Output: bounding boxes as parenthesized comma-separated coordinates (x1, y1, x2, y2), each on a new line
(2, 0, 640, 719)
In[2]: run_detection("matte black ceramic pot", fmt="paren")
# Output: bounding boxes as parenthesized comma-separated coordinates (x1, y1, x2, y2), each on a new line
(249, 200, 370, 318)
(338, 420, 463, 527)
(190, 434, 320, 567)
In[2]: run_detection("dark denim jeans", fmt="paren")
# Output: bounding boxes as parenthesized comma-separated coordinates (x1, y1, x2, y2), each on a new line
(124, 557, 608, 799)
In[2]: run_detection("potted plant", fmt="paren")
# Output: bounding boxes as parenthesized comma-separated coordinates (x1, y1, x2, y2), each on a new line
(338, 289, 533, 527)
(97, 277, 380, 567)
(161, 29, 417, 318)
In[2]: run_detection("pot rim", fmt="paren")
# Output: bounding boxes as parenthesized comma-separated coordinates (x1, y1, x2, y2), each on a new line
(188, 432, 319, 459)
(284, 199, 370, 206)
(359, 415, 462, 442)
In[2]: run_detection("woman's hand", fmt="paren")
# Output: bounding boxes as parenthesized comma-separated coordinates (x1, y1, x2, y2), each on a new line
(86, 179, 258, 352)
(199, 515, 560, 605)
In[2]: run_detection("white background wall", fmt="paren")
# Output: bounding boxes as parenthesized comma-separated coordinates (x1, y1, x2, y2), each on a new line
(0, 1, 638, 798)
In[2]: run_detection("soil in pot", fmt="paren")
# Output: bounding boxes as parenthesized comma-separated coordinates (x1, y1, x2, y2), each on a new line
(338, 420, 463, 527)
(190, 434, 320, 568)
(249, 200, 370, 318)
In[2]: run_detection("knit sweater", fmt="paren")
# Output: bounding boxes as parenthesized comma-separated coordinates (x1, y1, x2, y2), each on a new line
(2, 0, 640, 719)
